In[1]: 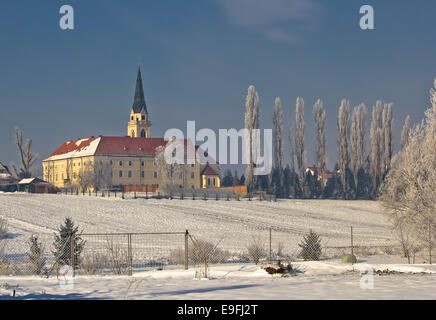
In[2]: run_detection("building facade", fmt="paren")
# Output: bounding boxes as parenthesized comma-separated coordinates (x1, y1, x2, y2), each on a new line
(42, 67, 220, 191)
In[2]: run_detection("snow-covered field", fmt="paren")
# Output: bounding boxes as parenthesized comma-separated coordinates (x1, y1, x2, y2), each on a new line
(0, 192, 395, 256)
(1, 262, 436, 299)
(1, 193, 435, 300)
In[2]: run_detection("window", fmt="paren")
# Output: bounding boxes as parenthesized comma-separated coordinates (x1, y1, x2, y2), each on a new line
(208, 178, 210, 185)
(141, 115, 145, 120)
(110, 160, 113, 165)
(128, 171, 132, 178)
(191, 164, 194, 168)
(141, 161, 144, 166)
(141, 171, 144, 178)
(128, 161, 132, 166)
(213, 178, 216, 186)
(119, 171, 123, 178)
(191, 172, 194, 179)
(119, 161, 123, 166)
(154, 171, 157, 178)
(131, 116, 134, 120)
(141, 130, 146, 138)
(179, 173, 182, 179)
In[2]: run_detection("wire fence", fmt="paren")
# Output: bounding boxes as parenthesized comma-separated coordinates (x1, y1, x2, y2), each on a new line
(0, 226, 434, 278)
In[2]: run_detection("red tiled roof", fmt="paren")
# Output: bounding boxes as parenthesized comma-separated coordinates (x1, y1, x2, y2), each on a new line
(49, 137, 99, 158)
(46, 136, 197, 160)
(201, 164, 220, 176)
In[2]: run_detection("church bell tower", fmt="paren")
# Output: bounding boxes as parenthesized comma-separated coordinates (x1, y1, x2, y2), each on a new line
(127, 66, 151, 138)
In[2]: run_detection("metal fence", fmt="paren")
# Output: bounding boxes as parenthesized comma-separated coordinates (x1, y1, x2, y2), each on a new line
(0, 226, 433, 278)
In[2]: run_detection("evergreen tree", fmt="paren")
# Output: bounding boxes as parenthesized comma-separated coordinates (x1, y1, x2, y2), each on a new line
(52, 217, 85, 269)
(283, 165, 291, 198)
(27, 235, 46, 275)
(221, 169, 234, 187)
(233, 170, 239, 186)
(298, 230, 322, 261)
(239, 174, 245, 186)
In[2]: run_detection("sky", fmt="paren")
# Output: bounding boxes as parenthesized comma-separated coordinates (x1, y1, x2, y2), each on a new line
(1, 0, 436, 176)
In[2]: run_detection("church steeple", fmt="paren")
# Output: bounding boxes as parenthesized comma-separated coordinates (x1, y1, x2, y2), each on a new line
(127, 65, 151, 138)
(131, 66, 147, 114)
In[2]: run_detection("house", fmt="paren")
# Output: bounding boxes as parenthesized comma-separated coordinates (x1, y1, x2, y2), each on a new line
(42, 66, 220, 191)
(305, 166, 337, 185)
(18, 177, 59, 194)
(0, 162, 17, 186)
(200, 163, 221, 188)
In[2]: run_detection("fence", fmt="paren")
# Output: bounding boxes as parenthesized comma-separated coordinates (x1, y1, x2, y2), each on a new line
(0, 226, 434, 278)
(0, 231, 188, 277)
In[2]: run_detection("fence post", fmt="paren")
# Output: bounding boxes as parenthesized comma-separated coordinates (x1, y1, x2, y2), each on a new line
(184, 230, 189, 270)
(70, 233, 75, 277)
(429, 220, 432, 265)
(127, 233, 133, 276)
(351, 226, 354, 265)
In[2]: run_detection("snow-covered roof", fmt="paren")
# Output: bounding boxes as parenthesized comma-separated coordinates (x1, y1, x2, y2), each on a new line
(18, 178, 37, 184)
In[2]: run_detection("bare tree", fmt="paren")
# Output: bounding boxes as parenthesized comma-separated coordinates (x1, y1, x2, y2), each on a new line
(13, 128, 37, 179)
(401, 115, 411, 150)
(155, 141, 184, 194)
(273, 97, 284, 194)
(295, 97, 306, 190)
(244, 85, 260, 191)
(79, 159, 112, 191)
(337, 99, 350, 197)
(313, 99, 327, 189)
(289, 120, 296, 174)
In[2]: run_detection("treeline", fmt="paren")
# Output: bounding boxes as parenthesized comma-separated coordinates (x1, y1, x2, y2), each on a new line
(222, 85, 410, 200)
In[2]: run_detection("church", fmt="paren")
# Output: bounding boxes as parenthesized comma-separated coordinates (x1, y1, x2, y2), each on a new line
(42, 67, 221, 191)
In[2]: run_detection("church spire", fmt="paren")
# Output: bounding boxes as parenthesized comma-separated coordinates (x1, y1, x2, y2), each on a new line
(131, 65, 147, 113)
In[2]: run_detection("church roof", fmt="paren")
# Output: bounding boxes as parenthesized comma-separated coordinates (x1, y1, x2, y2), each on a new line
(44, 136, 197, 161)
(131, 66, 148, 113)
(200, 163, 220, 176)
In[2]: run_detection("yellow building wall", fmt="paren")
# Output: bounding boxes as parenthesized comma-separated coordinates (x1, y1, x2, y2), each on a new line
(43, 155, 202, 190)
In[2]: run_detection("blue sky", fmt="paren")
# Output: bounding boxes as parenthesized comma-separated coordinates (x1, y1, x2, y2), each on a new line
(1, 0, 436, 174)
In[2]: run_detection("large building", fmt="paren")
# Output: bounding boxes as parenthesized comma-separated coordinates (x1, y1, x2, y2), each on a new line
(42, 67, 220, 191)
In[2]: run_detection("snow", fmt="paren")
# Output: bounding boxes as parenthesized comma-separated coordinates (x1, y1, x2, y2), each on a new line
(44, 137, 101, 161)
(0, 193, 395, 254)
(1, 193, 435, 299)
(1, 262, 436, 299)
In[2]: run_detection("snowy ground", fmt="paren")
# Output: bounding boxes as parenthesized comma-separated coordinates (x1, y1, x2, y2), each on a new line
(0, 192, 396, 257)
(1, 261, 435, 300)
(1, 193, 434, 300)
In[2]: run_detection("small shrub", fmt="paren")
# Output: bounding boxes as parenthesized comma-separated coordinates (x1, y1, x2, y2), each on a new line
(342, 254, 357, 263)
(0, 218, 7, 240)
(298, 230, 322, 261)
(80, 251, 108, 275)
(246, 238, 267, 265)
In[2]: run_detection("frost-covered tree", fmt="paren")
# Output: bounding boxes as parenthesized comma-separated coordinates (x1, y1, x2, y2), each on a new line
(244, 85, 260, 191)
(337, 99, 350, 198)
(382, 103, 394, 174)
(273, 97, 284, 195)
(401, 115, 411, 150)
(370, 101, 384, 194)
(350, 103, 367, 194)
(381, 79, 436, 263)
(313, 99, 327, 190)
(295, 97, 306, 192)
